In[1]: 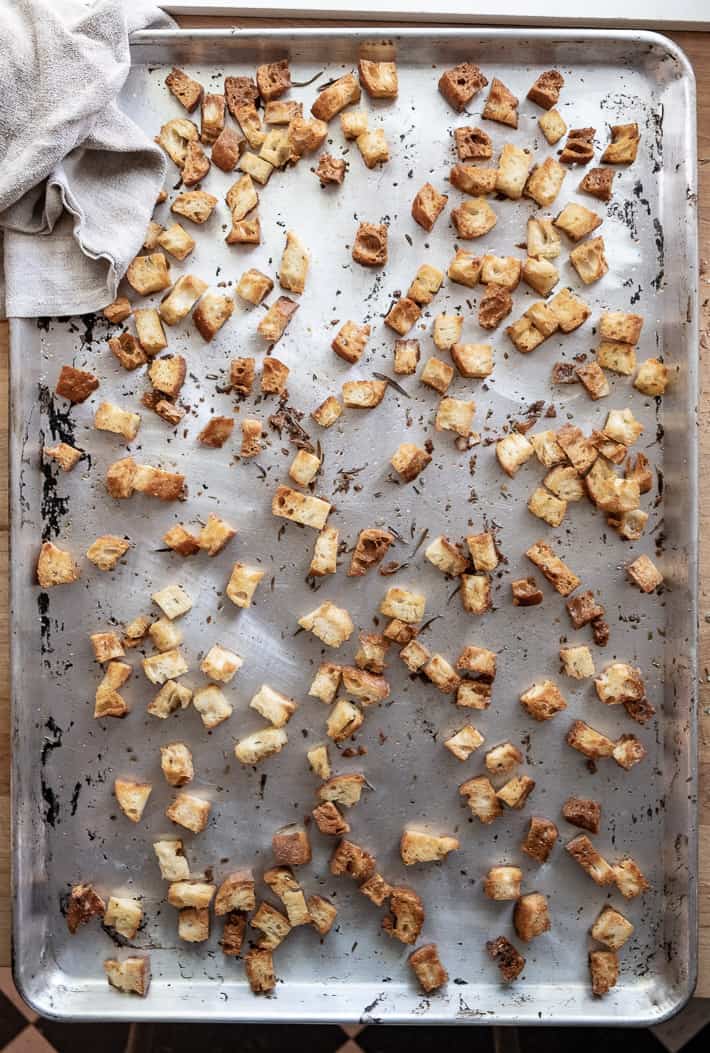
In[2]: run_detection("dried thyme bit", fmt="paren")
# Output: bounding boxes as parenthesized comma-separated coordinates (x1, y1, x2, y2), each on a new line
(446, 583, 462, 606)
(333, 464, 367, 494)
(411, 527, 429, 556)
(315, 76, 339, 92)
(379, 560, 408, 576)
(291, 69, 325, 88)
(254, 463, 267, 480)
(373, 372, 411, 398)
(268, 397, 315, 452)
(418, 615, 442, 635)
(386, 524, 404, 543)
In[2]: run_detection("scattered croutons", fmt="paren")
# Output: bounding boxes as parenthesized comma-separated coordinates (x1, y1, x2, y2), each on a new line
(104, 956, 151, 997)
(513, 892, 551, 942)
(299, 602, 354, 647)
(330, 838, 376, 881)
(166, 792, 211, 833)
(459, 775, 501, 823)
(226, 562, 265, 608)
(382, 887, 424, 945)
(104, 896, 143, 940)
(409, 944, 448, 993)
(589, 950, 619, 997)
(520, 680, 567, 721)
(115, 777, 152, 822)
(521, 817, 559, 864)
(484, 866, 522, 900)
(36, 541, 80, 588)
(562, 797, 601, 834)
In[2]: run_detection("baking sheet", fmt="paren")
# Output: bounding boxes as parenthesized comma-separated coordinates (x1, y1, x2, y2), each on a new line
(10, 27, 698, 1025)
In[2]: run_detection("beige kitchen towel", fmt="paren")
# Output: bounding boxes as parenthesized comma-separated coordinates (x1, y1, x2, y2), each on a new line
(0, 0, 175, 318)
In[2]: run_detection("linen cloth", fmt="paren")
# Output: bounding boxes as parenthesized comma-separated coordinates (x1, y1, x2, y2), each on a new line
(0, 0, 175, 318)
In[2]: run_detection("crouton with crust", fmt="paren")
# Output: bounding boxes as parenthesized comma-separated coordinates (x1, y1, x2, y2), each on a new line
(383, 886, 425, 945)
(400, 828, 459, 865)
(299, 602, 354, 648)
(487, 937, 525, 982)
(438, 63, 487, 110)
(115, 778, 152, 823)
(104, 957, 151, 997)
(514, 893, 551, 942)
(484, 866, 522, 900)
(330, 839, 376, 881)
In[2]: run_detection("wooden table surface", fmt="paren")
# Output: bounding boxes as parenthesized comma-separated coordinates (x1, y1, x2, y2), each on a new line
(0, 14, 708, 1001)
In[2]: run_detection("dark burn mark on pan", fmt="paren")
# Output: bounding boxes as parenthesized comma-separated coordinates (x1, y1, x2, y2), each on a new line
(38, 384, 75, 444)
(36, 317, 51, 332)
(37, 592, 53, 655)
(41, 716, 63, 766)
(41, 779, 60, 827)
(39, 430, 70, 541)
(69, 781, 82, 816)
(651, 217, 665, 290)
(632, 179, 651, 216)
(608, 199, 639, 241)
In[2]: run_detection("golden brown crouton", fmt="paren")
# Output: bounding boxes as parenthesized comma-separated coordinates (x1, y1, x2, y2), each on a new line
(406, 943, 444, 989)
(115, 777, 152, 822)
(245, 948, 276, 993)
(520, 681, 567, 722)
(220, 911, 246, 956)
(438, 63, 488, 111)
(356, 128, 389, 168)
(166, 67, 203, 112)
(484, 742, 522, 778)
(579, 166, 615, 202)
(626, 554, 663, 593)
(307, 895, 337, 936)
(560, 126, 595, 165)
(408, 264, 444, 305)
(482, 78, 518, 127)
(382, 886, 425, 945)
(311, 72, 361, 121)
(601, 123, 640, 164)
(635, 358, 669, 396)
(251, 902, 291, 950)
(521, 816, 559, 864)
(67, 883, 106, 934)
(411, 183, 448, 231)
(591, 905, 634, 950)
(562, 797, 601, 834)
(400, 828, 459, 865)
(497, 775, 536, 810)
(352, 222, 388, 267)
(496, 432, 534, 477)
(390, 443, 431, 482)
(257, 59, 290, 101)
(44, 442, 82, 472)
(315, 153, 346, 185)
(394, 338, 420, 375)
(36, 542, 80, 588)
(539, 108, 567, 145)
(459, 775, 501, 823)
(526, 539, 580, 596)
(312, 801, 350, 836)
(56, 364, 99, 403)
(103, 296, 132, 324)
(425, 536, 469, 576)
(527, 70, 564, 109)
(566, 720, 615, 760)
(332, 320, 370, 364)
(589, 950, 619, 996)
(570, 237, 608, 285)
(181, 140, 210, 186)
(215, 870, 256, 916)
(487, 937, 525, 982)
(211, 125, 245, 171)
(86, 535, 130, 571)
(511, 577, 544, 607)
(384, 297, 421, 336)
(166, 792, 211, 833)
(317, 773, 366, 808)
(104, 896, 142, 939)
(613, 856, 649, 899)
(566, 834, 615, 886)
(479, 283, 512, 329)
(330, 838, 376, 881)
(513, 892, 551, 942)
(452, 197, 497, 240)
(272, 486, 331, 529)
(104, 956, 151, 997)
(484, 866, 523, 900)
(449, 164, 498, 195)
(298, 602, 354, 647)
(360, 873, 392, 907)
(287, 116, 327, 156)
(358, 58, 398, 98)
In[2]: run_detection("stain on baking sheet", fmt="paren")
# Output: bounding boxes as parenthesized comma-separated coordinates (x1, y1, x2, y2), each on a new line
(38, 383, 76, 445)
(39, 431, 70, 541)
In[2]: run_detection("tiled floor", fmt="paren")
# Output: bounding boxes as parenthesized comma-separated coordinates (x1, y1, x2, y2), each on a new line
(0, 968, 708, 1051)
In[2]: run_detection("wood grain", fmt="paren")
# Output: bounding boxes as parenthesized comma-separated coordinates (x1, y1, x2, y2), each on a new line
(0, 17, 708, 999)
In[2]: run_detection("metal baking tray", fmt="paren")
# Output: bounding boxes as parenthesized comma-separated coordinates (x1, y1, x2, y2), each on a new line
(10, 27, 698, 1025)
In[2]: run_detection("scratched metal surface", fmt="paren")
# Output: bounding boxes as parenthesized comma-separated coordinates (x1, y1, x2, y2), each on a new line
(10, 28, 697, 1025)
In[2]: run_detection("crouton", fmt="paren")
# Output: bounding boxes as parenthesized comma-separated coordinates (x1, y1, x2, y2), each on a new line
(251, 902, 291, 949)
(526, 539, 580, 596)
(449, 164, 498, 196)
(460, 574, 492, 615)
(380, 586, 426, 624)
(44, 441, 82, 472)
(309, 526, 339, 577)
(326, 698, 363, 742)
(562, 797, 601, 835)
(309, 663, 342, 704)
(590, 905, 634, 951)
(90, 631, 125, 664)
(272, 486, 331, 532)
(358, 57, 398, 98)
(103, 297, 131, 324)
(459, 775, 501, 823)
(94, 402, 141, 443)
(193, 291, 234, 342)
(384, 619, 419, 645)
(482, 78, 518, 127)
(520, 681, 567, 722)
(496, 143, 531, 198)
(412, 183, 448, 231)
(357, 128, 389, 168)
(308, 895, 337, 937)
(406, 947, 444, 994)
(451, 342, 493, 380)
(168, 879, 215, 911)
(287, 116, 327, 156)
(385, 298, 421, 336)
(400, 639, 431, 673)
(626, 553, 663, 594)
(382, 886, 425, 945)
(104, 896, 143, 940)
(55, 364, 100, 405)
(317, 773, 366, 808)
(249, 684, 296, 728)
(199, 91, 225, 145)
(245, 948, 276, 993)
(487, 937, 525, 982)
(510, 577, 543, 607)
(424, 654, 460, 694)
(36, 542, 80, 588)
(570, 237, 608, 285)
(352, 221, 388, 266)
(181, 140, 210, 186)
(225, 562, 264, 609)
(157, 116, 199, 167)
(154, 840, 190, 882)
(444, 725, 484, 762)
(612, 734, 647, 771)
(496, 432, 534, 477)
(439, 62, 488, 110)
(589, 950, 618, 997)
(299, 602, 354, 648)
(507, 316, 546, 354)
(560, 126, 595, 165)
(355, 632, 389, 675)
(311, 395, 343, 429)
(122, 614, 150, 649)
(522, 257, 559, 298)
(264, 867, 310, 926)
(566, 720, 615, 760)
(166, 67, 203, 112)
(278, 230, 309, 295)
(514, 893, 551, 943)
(211, 126, 244, 171)
(142, 649, 188, 687)
(601, 123, 640, 164)
(332, 320, 370, 364)
(104, 957, 151, 997)
(86, 535, 130, 571)
(149, 617, 183, 653)
(421, 357, 454, 395)
(256, 59, 290, 102)
(528, 486, 567, 527)
(497, 775, 535, 809)
(171, 190, 218, 223)
(341, 666, 389, 706)
(235, 728, 288, 765)
(67, 883, 105, 934)
(220, 912, 246, 957)
(394, 338, 420, 375)
(315, 153, 346, 185)
(566, 834, 615, 886)
(613, 856, 649, 899)
(193, 684, 232, 729)
(447, 249, 483, 288)
(215, 870, 256, 915)
(342, 379, 387, 408)
(484, 866, 523, 900)
(479, 283, 512, 329)
(330, 839, 376, 881)
(526, 157, 566, 208)
(391, 442, 431, 482)
(425, 536, 469, 576)
(635, 358, 670, 397)
(311, 72, 361, 121)
(527, 69, 564, 108)
(554, 203, 602, 243)
(527, 216, 561, 259)
(452, 197, 497, 239)
(238, 150, 273, 184)
(400, 828, 459, 865)
(226, 215, 261, 245)
(539, 108, 567, 145)
(312, 801, 350, 836)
